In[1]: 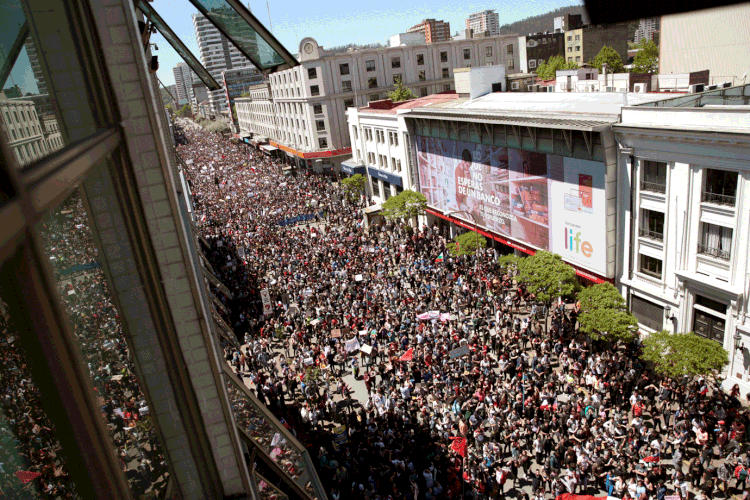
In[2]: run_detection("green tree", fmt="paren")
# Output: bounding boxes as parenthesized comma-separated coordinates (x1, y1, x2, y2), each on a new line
(450, 231, 486, 257)
(536, 55, 580, 80)
(631, 39, 659, 74)
(176, 104, 191, 117)
(592, 45, 625, 73)
(516, 251, 579, 326)
(165, 104, 175, 116)
(641, 330, 729, 379)
(204, 119, 230, 133)
(387, 79, 416, 103)
(341, 174, 366, 202)
(381, 190, 427, 223)
(497, 254, 522, 274)
(577, 282, 638, 342)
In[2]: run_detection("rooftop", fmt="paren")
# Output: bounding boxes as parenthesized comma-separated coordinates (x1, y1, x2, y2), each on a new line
(355, 92, 461, 114)
(634, 83, 750, 108)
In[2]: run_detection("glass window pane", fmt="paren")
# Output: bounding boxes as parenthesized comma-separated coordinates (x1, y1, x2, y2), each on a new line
(0, 294, 82, 498)
(36, 188, 170, 498)
(188, 0, 291, 70)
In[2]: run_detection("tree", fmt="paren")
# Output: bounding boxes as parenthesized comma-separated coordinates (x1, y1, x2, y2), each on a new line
(641, 330, 729, 379)
(516, 251, 579, 321)
(165, 104, 175, 116)
(592, 45, 625, 74)
(341, 174, 366, 202)
(387, 80, 416, 103)
(631, 39, 659, 74)
(203, 119, 230, 133)
(497, 254, 522, 274)
(577, 282, 638, 342)
(450, 231, 486, 257)
(381, 190, 427, 223)
(536, 55, 579, 80)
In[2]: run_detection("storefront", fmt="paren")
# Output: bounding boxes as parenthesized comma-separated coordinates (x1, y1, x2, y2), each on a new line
(341, 160, 367, 177)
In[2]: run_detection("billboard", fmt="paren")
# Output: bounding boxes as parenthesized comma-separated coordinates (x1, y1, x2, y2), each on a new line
(416, 135, 607, 276)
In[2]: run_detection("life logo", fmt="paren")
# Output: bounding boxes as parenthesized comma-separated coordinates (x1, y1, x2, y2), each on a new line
(564, 227, 593, 258)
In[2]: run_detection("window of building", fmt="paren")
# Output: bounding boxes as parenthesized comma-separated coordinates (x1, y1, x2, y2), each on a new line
(342, 80, 352, 92)
(310, 85, 320, 96)
(568, 57, 573, 62)
(353, 127, 358, 140)
(443, 84, 451, 91)
(508, 59, 514, 69)
(703, 169, 738, 205)
(395, 159, 402, 172)
(318, 137, 328, 149)
(313, 103, 323, 115)
(344, 98, 354, 108)
(567, 47, 572, 52)
(339, 63, 350, 75)
(507, 44, 514, 55)
(366, 59, 376, 72)
(639, 254, 663, 279)
(640, 209, 664, 241)
(641, 160, 667, 193)
(308, 67, 317, 79)
(631, 295, 664, 331)
(420, 87, 428, 97)
(441, 67, 450, 79)
(529, 60, 537, 69)
(463, 48, 471, 60)
(417, 54, 424, 65)
(575, 56, 581, 62)
(391, 57, 401, 69)
(485, 46, 493, 57)
(440, 51, 448, 62)
(393, 74, 402, 85)
(567, 35, 572, 41)
(316, 120, 325, 131)
(368, 77, 377, 89)
(699, 223, 733, 261)
(418, 70, 426, 81)
(575, 45, 580, 51)
(575, 34, 580, 41)
(371, 179, 380, 197)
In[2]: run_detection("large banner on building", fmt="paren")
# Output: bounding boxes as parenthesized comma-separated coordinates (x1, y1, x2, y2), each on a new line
(415, 136, 607, 276)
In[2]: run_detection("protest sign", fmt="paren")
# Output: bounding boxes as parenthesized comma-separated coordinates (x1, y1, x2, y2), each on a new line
(449, 345, 470, 359)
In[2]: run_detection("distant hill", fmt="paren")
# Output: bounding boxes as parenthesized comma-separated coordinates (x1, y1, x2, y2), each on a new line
(498, 5, 588, 36)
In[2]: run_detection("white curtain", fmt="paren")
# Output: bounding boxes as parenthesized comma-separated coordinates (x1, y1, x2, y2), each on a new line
(702, 223, 720, 249)
(720, 227, 733, 252)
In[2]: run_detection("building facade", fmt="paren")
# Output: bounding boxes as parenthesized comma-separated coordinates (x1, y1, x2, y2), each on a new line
(192, 12, 255, 113)
(466, 10, 500, 37)
(406, 19, 451, 44)
(221, 67, 264, 131)
(173, 62, 196, 105)
(659, 3, 750, 86)
(553, 14, 584, 34)
(633, 17, 660, 44)
(0, 95, 52, 167)
(614, 85, 750, 394)
(518, 32, 565, 73)
(260, 36, 519, 172)
(565, 24, 629, 66)
(235, 83, 277, 143)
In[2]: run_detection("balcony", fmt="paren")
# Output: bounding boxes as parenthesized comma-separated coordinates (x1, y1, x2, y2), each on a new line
(639, 227, 663, 241)
(697, 243, 730, 261)
(640, 179, 666, 194)
(702, 191, 735, 206)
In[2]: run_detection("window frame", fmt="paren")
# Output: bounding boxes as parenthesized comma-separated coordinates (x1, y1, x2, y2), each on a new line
(639, 254, 663, 279)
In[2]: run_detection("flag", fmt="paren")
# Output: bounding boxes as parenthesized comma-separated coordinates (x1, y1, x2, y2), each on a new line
(435, 253, 444, 263)
(399, 348, 414, 362)
(450, 437, 467, 457)
(15, 471, 41, 483)
(456, 242, 460, 253)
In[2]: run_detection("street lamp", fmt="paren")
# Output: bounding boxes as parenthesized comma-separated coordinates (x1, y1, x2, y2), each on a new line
(445, 210, 480, 276)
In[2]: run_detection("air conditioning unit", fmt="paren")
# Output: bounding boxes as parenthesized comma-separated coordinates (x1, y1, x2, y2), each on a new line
(605, 86, 616, 92)
(633, 83, 646, 93)
(688, 83, 705, 93)
(706, 84, 718, 91)
(722, 81, 732, 88)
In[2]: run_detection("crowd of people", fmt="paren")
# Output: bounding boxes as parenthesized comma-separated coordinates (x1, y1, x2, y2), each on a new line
(178, 123, 750, 500)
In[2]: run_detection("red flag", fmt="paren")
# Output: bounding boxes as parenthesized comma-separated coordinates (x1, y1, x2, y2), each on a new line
(450, 437, 467, 457)
(399, 348, 414, 362)
(15, 471, 41, 483)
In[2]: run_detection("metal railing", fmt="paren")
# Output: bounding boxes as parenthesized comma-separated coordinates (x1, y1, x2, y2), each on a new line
(640, 179, 666, 194)
(639, 227, 663, 241)
(698, 243, 731, 261)
(702, 191, 736, 206)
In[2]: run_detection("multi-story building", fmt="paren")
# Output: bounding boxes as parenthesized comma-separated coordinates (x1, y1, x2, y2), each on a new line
(660, 3, 750, 86)
(221, 67, 264, 131)
(518, 32, 565, 73)
(633, 17, 660, 44)
(24, 36, 48, 96)
(564, 23, 629, 66)
(261, 35, 519, 172)
(466, 10, 500, 37)
(173, 62, 196, 105)
(0, 95, 51, 167)
(191, 82, 209, 113)
(235, 82, 277, 146)
(192, 12, 255, 113)
(614, 85, 750, 394)
(553, 14, 584, 34)
(407, 18, 451, 44)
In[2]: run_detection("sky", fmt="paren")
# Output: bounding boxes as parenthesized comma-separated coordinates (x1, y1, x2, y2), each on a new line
(152, 0, 582, 88)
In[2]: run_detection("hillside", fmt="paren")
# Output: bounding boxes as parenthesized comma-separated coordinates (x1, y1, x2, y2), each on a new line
(498, 5, 588, 36)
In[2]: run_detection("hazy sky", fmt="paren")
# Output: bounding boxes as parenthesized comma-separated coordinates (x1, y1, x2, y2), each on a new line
(152, 0, 581, 87)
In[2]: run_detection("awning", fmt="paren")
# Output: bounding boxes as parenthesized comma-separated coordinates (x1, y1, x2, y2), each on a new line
(364, 204, 382, 214)
(260, 145, 278, 152)
(341, 159, 367, 175)
(367, 166, 403, 187)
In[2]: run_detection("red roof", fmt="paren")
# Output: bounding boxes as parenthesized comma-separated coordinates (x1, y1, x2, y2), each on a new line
(358, 91, 460, 114)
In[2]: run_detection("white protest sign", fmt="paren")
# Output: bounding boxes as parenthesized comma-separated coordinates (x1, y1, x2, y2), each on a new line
(345, 338, 361, 352)
(260, 288, 272, 316)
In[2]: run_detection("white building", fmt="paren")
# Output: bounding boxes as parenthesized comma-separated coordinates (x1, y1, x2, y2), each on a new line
(466, 10, 500, 37)
(235, 83, 277, 145)
(0, 95, 52, 167)
(192, 13, 255, 114)
(389, 32, 427, 47)
(633, 17, 660, 44)
(263, 35, 520, 172)
(173, 62, 196, 106)
(614, 84, 750, 394)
